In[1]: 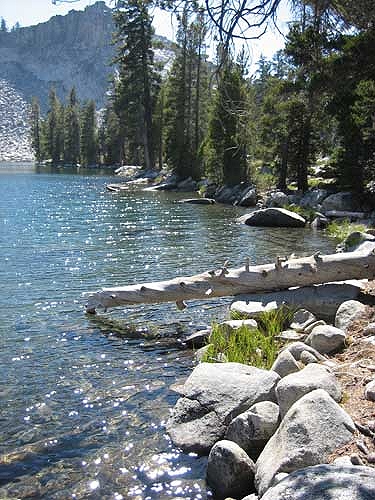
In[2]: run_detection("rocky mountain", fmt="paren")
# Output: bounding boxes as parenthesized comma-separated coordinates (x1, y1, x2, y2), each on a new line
(0, 79, 34, 161)
(0, 1, 174, 160)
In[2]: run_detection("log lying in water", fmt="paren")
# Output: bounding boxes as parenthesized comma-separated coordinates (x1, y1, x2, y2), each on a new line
(85, 243, 375, 314)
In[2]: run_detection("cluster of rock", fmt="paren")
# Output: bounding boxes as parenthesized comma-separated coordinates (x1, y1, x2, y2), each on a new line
(0, 79, 34, 162)
(167, 300, 375, 499)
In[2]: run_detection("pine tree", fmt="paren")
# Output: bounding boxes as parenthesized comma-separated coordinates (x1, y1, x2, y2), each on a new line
(203, 51, 248, 186)
(99, 105, 123, 165)
(30, 97, 42, 163)
(46, 88, 64, 164)
(63, 87, 81, 165)
(80, 100, 98, 166)
(112, 0, 157, 169)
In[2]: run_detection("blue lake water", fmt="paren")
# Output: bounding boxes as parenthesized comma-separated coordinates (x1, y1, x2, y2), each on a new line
(0, 163, 335, 499)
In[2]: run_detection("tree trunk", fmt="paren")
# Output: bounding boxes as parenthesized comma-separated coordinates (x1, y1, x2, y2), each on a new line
(85, 244, 375, 313)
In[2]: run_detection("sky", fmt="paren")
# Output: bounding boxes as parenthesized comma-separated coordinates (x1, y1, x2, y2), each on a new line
(0, 0, 292, 70)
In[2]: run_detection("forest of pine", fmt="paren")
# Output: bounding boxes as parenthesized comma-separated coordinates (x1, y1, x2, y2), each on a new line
(30, 0, 375, 193)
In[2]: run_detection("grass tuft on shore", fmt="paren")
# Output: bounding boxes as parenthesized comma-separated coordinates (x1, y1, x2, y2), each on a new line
(326, 219, 367, 243)
(202, 306, 294, 369)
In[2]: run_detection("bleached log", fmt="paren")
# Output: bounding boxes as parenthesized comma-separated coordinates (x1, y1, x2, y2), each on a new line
(85, 244, 375, 314)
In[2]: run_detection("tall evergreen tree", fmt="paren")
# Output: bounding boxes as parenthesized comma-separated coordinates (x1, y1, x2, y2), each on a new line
(80, 100, 98, 166)
(63, 87, 81, 165)
(46, 88, 64, 164)
(113, 0, 157, 169)
(203, 50, 248, 185)
(30, 97, 42, 163)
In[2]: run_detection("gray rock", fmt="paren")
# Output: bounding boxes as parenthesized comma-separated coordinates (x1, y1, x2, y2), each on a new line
(194, 345, 211, 363)
(167, 363, 280, 454)
(300, 189, 329, 208)
(265, 191, 290, 208)
(239, 208, 306, 228)
(363, 322, 375, 335)
(271, 472, 289, 486)
(276, 364, 341, 417)
(241, 495, 258, 500)
(283, 341, 326, 361)
(300, 350, 318, 364)
(271, 350, 301, 378)
(290, 309, 317, 332)
(276, 329, 306, 342)
(260, 464, 375, 500)
(255, 390, 356, 496)
(335, 300, 367, 332)
(237, 186, 257, 207)
(184, 329, 211, 348)
(303, 319, 326, 334)
(215, 184, 245, 204)
(305, 324, 347, 354)
(206, 440, 255, 500)
(332, 455, 353, 466)
(321, 192, 363, 212)
(225, 401, 280, 460)
(364, 380, 375, 402)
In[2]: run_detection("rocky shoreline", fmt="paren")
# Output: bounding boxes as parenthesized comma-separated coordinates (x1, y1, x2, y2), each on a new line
(168, 290, 375, 499)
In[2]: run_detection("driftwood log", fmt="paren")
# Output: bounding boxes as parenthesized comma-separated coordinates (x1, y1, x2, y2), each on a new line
(85, 243, 375, 314)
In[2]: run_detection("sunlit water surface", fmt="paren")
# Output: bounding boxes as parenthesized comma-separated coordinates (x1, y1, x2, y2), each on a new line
(0, 163, 335, 499)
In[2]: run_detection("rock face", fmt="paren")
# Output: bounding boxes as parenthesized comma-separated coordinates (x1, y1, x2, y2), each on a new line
(206, 440, 255, 500)
(260, 464, 375, 500)
(321, 191, 363, 212)
(225, 401, 280, 460)
(0, 79, 34, 161)
(166, 362, 280, 455)
(239, 208, 306, 228)
(275, 364, 341, 417)
(255, 389, 356, 496)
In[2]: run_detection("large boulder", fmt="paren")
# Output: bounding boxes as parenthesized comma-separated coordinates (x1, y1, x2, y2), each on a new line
(215, 184, 245, 204)
(206, 440, 255, 500)
(300, 188, 329, 208)
(237, 186, 257, 207)
(305, 324, 347, 354)
(225, 401, 280, 460)
(321, 191, 362, 213)
(239, 208, 306, 228)
(260, 464, 375, 500)
(255, 389, 356, 496)
(265, 191, 290, 208)
(335, 300, 367, 332)
(166, 363, 280, 454)
(176, 177, 197, 192)
(282, 341, 326, 362)
(276, 363, 341, 417)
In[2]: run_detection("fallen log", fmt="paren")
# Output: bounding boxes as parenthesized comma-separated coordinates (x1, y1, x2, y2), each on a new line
(85, 243, 375, 314)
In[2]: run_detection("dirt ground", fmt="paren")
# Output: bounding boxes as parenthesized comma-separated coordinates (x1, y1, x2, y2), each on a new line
(328, 294, 375, 466)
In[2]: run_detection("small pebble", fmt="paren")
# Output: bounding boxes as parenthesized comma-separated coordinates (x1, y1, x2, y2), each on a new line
(356, 440, 369, 455)
(364, 380, 375, 402)
(367, 453, 375, 464)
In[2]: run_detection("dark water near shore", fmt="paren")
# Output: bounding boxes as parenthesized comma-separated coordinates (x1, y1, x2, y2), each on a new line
(0, 162, 335, 499)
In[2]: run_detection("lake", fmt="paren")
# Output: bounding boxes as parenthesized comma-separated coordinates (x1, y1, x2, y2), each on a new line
(0, 163, 335, 499)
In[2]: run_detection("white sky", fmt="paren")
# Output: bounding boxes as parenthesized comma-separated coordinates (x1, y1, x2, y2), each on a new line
(0, 0, 292, 70)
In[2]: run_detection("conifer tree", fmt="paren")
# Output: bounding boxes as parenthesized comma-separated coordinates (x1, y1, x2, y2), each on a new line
(203, 50, 248, 185)
(46, 88, 64, 164)
(63, 87, 81, 165)
(30, 97, 42, 163)
(113, 0, 157, 169)
(80, 100, 98, 166)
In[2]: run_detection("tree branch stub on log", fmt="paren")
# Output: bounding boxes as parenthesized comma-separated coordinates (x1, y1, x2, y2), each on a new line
(85, 244, 375, 314)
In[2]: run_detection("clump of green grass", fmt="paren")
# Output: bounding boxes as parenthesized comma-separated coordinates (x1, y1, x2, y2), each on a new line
(282, 204, 317, 222)
(202, 306, 294, 369)
(230, 310, 251, 321)
(326, 219, 367, 243)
